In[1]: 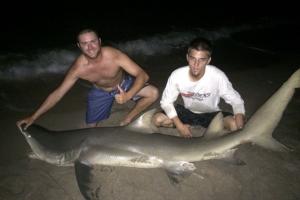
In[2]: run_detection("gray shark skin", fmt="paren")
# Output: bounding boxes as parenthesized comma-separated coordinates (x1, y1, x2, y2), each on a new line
(18, 68, 300, 200)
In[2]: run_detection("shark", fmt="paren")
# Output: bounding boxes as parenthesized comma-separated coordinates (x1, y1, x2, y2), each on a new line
(17, 68, 300, 200)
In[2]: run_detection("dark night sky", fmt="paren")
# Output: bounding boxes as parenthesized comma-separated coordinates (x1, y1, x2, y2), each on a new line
(1, 1, 299, 52)
(3, 1, 299, 29)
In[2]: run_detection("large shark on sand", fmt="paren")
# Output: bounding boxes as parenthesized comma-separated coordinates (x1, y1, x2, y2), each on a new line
(18, 68, 300, 200)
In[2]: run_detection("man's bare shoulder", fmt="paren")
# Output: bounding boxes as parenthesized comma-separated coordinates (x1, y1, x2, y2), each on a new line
(102, 46, 120, 52)
(66, 55, 87, 75)
(74, 54, 87, 64)
(102, 46, 123, 57)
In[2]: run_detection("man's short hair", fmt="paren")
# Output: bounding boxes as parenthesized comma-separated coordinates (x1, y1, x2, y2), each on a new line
(188, 37, 213, 56)
(77, 29, 99, 42)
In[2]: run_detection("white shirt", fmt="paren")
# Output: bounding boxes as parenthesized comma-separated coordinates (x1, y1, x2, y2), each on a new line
(160, 65, 245, 119)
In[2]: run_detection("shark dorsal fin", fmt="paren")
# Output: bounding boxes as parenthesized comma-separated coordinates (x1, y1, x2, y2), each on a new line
(125, 108, 159, 134)
(203, 112, 226, 139)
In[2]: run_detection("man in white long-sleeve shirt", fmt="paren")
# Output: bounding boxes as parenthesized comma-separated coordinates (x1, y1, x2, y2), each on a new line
(153, 37, 245, 138)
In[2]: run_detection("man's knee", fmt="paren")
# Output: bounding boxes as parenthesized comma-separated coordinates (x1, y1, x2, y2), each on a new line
(138, 85, 159, 101)
(147, 85, 159, 102)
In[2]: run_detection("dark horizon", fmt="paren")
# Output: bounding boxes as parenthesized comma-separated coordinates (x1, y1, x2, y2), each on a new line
(1, 1, 299, 53)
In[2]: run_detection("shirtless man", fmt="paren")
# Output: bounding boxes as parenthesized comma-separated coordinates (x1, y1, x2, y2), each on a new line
(17, 29, 159, 129)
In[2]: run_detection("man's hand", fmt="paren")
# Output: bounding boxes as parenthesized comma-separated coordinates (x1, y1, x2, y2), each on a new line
(115, 85, 130, 104)
(172, 116, 192, 138)
(16, 116, 35, 130)
(177, 123, 193, 138)
(234, 113, 245, 130)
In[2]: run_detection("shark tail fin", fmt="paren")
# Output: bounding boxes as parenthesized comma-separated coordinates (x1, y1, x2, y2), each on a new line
(204, 112, 227, 139)
(242, 68, 300, 152)
(289, 68, 300, 88)
(251, 133, 291, 152)
(125, 108, 159, 133)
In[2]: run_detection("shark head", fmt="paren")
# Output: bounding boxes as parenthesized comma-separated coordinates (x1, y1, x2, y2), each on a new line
(17, 124, 32, 138)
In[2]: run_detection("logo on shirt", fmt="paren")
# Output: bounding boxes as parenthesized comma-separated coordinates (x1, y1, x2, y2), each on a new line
(180, 92, 211, 101)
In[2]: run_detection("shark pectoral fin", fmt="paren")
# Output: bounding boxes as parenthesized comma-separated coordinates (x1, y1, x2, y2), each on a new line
(164, 161, 196, 185)
(75, 161, 100, 200)
(252, 135, 292, 152)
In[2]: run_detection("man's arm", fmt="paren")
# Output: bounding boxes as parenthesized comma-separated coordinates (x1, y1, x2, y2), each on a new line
(16, 68, 79, 129)
(160, 69, 192, 137)
(218, 70, 246, 128)
(114, 50, 149, 104)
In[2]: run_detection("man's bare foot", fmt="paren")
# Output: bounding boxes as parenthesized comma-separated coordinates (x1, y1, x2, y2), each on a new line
(152, 113, 175, 128)
(120, 119, 131, 126)
(161, 122, 175, 128)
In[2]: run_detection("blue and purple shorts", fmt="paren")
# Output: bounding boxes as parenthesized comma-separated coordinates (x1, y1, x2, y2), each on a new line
(86, 74, 141, 124)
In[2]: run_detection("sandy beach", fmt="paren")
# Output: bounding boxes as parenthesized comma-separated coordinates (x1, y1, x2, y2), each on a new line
(0, 31, 300, 200)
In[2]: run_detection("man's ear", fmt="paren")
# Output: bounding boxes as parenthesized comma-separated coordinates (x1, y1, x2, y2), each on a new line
(207, 57, 212, 64)
(77, 42, 80, 48)
(99, 38, 102, 45)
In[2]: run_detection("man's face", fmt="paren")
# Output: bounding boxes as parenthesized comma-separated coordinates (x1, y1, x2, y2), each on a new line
(186, 49, 211, 78)
(77, 32, 101, 59)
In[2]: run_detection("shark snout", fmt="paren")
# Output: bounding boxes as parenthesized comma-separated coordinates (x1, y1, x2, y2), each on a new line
(17, 124, 31, 138)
